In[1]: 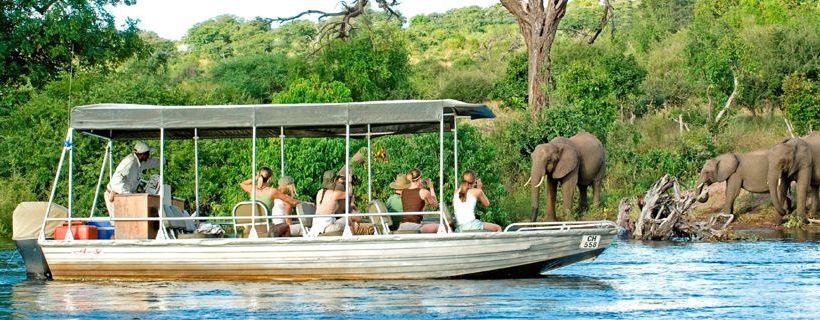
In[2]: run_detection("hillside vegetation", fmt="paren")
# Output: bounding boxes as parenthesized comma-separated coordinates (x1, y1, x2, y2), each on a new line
(0, 0, 819, 238)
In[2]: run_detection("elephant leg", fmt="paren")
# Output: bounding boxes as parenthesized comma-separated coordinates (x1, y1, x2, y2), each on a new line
(795, 171, 810, 222)
(578, 185, 589, 212)
(592, 179, 602, 208)
(809, 185, 819, 219)
(545, 179, 558, 222)
(561, 175, 578, 219)
(724, 176, 742, 217)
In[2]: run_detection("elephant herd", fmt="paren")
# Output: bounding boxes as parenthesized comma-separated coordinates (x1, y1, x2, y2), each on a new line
(527, 131, 820, 224)
(696, 131, 820, 224)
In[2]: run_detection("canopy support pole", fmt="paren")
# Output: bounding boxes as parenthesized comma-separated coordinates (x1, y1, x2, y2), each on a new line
(249, 126, 258, 239)
(343, 123, 352, 237)
(194, 128, 199, 217)
(438, 114, 446, 234)
(367, 124, 372, 203)
(453, 116, 459, 188)
(157, 128, 169, 240)
(280, 126, 285, 177)
(89, 141, 111, 218)
(65, 129, 75, 241)
(39, 128, 72, 240)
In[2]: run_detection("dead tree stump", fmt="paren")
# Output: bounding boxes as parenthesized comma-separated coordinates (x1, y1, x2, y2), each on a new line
(632, 174, 728, 241)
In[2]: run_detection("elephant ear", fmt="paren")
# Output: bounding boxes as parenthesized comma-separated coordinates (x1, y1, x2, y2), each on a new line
(552, 142, 579, 179)
(714, 153, 739, 182)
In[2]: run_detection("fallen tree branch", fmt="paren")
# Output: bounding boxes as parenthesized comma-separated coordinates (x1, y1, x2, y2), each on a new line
(633, 174, 730, 241)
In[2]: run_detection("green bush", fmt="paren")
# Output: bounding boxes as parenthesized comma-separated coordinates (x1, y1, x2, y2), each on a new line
(0, 176, 35, 238)
(209, 54, 296, 103)
(271, 77, 352, 104)
(437, 70, 494, 103)
(781, 74, 820, 135)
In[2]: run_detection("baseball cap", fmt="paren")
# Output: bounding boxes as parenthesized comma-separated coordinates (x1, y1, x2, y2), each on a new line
(133, 141, 153, 153)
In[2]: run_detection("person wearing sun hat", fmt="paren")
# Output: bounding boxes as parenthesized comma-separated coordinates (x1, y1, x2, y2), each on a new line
(104, 141, 161, 215)
(385, 173, 410, 227)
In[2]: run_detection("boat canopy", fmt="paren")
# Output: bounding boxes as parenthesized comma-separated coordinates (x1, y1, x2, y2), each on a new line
(70, 99, 495, 139)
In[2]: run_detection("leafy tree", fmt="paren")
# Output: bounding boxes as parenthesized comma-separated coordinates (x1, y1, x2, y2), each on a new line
(0, 0, 143, 87)
(209, 54, 296, 103)
(782, 74, 820, 135)
(315, 26, 412, 101)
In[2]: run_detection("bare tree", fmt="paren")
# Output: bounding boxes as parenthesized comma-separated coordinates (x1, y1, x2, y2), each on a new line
(273, 0, 401, 40)
(587, 0, 614, 44)
(500, 0, 568, 118)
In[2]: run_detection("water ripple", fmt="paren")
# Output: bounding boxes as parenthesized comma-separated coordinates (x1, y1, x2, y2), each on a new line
(0, 240, 818, 319)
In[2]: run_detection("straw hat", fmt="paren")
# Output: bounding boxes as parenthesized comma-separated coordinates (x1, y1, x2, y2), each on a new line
(389, 173, 410, 190)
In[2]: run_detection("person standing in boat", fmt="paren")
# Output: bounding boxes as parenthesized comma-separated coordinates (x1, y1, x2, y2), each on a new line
(239, 167, 300, 237)
(453, 170, 501, 232)
(104, 141, 161, 216)
(398, 168, 439, 233)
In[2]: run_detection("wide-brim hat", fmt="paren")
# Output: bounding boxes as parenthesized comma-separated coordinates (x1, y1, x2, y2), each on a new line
(389, 173, 410, 189)
(321, 170, 336, 189)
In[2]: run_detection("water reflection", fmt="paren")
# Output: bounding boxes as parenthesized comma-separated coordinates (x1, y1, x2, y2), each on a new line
(1, 239, 819, 319)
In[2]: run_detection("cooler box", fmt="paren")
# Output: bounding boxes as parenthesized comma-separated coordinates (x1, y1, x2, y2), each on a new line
(54, 222, 98, 240)
(86, 221, 115, 239)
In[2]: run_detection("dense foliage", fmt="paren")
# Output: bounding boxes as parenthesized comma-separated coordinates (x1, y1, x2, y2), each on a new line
(1, 1, 820, 238)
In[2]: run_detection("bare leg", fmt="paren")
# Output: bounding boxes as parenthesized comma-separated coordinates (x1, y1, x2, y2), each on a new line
(483, 222, 502, 232)
(420, 223, 439, 233)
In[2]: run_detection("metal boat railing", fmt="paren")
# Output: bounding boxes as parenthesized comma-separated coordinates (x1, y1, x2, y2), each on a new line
(504, 221, 618, 232)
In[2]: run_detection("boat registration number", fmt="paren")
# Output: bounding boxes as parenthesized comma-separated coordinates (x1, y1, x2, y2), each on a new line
(579, 235, 600, 249)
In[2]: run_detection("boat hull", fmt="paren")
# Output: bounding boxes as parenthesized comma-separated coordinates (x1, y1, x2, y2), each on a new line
(39, 229, 617, 281)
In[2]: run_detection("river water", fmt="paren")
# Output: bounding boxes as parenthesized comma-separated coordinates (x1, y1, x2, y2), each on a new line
(1, 238, 818, 319)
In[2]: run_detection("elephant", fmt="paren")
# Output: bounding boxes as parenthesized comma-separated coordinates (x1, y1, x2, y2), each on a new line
(695, 150, 789, 217)
(529, 132, 605, 222)
(767, 135, 820, 222)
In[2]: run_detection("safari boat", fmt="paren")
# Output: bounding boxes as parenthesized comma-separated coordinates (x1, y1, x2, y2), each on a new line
(14, 100, 618, 280)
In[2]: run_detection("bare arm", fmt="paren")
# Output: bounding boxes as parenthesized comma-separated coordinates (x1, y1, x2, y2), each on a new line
(239, 178, 254, 193)
(473, 189, 490, 207)
(270, 188, 300, 206)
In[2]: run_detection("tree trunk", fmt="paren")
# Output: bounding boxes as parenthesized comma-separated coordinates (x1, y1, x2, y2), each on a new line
(501, 0, 568, 118)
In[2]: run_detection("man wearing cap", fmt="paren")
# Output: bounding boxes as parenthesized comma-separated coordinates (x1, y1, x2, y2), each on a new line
(104, 141, 161, 215)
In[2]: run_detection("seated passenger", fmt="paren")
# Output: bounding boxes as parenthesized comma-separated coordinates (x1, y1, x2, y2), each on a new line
(453, 170, 501, 232)
(271, 176, 304, 237)
(399, 168, 440, 233)
(310, 171, 373, 236)
(239, 167, 300, 237)
(386, 173, 409, 228)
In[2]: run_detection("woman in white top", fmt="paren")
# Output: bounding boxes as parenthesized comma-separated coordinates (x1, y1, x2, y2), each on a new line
(271, 176, 304, 236)
(453, 170, 501, 232)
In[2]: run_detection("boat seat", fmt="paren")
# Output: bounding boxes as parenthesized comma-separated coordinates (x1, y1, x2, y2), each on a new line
(368, 200, 392, 235)
(295, 203, 315, 236)
(232, 201, 271, 238)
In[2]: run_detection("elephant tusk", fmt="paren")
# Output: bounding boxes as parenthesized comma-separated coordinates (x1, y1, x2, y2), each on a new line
(535, 176, 545, 188)
(523, 177, 532, 187)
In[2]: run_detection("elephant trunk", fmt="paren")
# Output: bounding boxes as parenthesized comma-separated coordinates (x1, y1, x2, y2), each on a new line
(530, 180, 540, 222)
(769, 168, 787, 216)
(695, 178, 709, 203)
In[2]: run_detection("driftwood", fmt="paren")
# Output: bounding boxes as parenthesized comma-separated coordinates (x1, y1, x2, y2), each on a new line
(627, 174, 732, 241)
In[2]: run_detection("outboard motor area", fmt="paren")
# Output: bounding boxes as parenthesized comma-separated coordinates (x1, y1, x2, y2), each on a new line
(12, 202, 66, 280)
